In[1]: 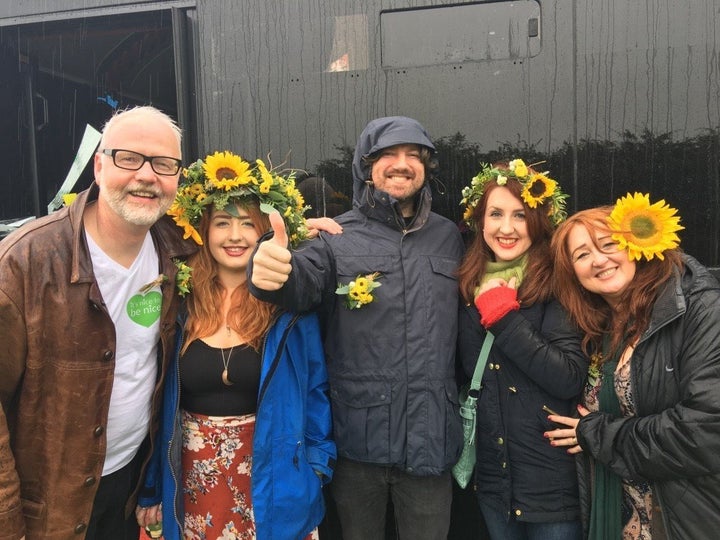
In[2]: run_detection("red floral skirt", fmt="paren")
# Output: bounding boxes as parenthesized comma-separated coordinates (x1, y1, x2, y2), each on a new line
(181, 410, 319, 540)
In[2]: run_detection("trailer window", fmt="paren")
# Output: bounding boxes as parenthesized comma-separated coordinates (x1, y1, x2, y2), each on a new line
(324, 14, 369, 72)
(380, 1, 541, 68)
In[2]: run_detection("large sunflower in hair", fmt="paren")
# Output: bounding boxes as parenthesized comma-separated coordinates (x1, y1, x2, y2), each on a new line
(607, 192, 684, 261)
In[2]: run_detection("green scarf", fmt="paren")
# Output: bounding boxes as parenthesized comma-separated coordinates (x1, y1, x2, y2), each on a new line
(588, 341, 624, 540)
(474, 254, 527, 296)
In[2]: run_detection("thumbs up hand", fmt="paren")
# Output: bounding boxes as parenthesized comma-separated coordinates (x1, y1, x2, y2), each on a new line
(251, 211, 293, 290)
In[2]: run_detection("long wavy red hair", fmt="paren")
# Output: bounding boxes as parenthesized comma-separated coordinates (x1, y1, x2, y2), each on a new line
(550, 206, 682, 356)
(182, 198, 275, 353)
(457, 163, 555, 306)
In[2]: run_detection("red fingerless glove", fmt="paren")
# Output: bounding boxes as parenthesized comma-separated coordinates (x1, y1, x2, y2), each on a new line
(474, 287, 520, 328)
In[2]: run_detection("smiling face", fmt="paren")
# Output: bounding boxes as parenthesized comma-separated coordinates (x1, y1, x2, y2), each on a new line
(567, 222, 637, 307)
(94, 113, 181, 228)
(481, 186, 532, 262)
(207, 204, 262, 283)
(370, 143, 426, 215)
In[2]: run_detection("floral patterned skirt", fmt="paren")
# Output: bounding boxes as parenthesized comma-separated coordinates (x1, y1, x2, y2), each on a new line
(181, 410, 319, 540)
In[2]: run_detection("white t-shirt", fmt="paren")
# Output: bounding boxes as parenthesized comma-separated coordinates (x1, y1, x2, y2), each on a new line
(86, 231, 161, 475)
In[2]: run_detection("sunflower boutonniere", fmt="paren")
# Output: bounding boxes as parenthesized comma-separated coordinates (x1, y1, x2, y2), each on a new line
(335, 272, 382, 310)
(174, 259, 193, 297)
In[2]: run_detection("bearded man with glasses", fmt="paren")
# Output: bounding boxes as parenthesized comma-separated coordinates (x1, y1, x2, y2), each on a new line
(0, 106, 197, 540)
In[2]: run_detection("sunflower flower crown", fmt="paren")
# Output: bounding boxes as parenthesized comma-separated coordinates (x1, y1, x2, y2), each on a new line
(607, 192, 683, 261)
(460, 158, 568, 228)
(167, 151, 309, 247)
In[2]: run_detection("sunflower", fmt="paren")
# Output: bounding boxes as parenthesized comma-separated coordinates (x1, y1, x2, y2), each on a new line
(354, 277, 369, 291)
(335, 272, 382, 310)
(167, 205, 203, 245)
(521, 173, 556, 209)
(173, 259, 193, 297)
(187, 183, 204, 196)
(462, 205, 474, 223)
(607, 192, 684, 261)
(256, 159, 274, 185)
(203, 151, 253, 191)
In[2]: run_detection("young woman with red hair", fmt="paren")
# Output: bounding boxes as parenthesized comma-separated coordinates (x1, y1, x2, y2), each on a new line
(136, 153, 337, 540)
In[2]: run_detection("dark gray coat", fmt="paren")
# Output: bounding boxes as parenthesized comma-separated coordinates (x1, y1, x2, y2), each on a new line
(576, 254, 720, 539)
(249, 116, 464, 475)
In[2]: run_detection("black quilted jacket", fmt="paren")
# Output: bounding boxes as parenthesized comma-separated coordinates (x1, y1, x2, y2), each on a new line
(576, 254, 720, 539)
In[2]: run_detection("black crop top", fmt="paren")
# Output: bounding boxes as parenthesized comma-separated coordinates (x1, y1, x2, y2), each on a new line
(179, 339, 261, 416)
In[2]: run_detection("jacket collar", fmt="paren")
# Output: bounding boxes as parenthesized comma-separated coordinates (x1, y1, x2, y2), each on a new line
(642, 262, 687, 342)
(69, 185, 97, 284)
(356, 182, 432, 233)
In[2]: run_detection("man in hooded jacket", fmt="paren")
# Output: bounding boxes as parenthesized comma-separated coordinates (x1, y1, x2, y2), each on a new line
(248, 116, 464, 539)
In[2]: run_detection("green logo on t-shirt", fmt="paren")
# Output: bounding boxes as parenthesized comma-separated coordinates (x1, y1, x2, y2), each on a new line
(127, 292, 162, 327)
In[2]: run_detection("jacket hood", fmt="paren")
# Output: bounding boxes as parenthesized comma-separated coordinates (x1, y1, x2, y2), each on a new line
(351, 116, 435, 207)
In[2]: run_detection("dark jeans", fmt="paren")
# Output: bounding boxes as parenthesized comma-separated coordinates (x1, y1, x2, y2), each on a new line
(479, 501, 583, 540)
(331, 458, 452, 540)
(85, 452, 142, 540)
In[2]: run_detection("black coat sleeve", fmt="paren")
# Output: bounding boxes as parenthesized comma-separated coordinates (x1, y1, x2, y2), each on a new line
(490, 300, 589, 400)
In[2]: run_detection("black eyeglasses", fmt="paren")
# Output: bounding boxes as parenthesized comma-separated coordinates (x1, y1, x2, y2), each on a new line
(99, 149, 182, 176)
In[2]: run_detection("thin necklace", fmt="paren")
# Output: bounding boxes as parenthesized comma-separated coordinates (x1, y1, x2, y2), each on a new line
(220, 345, 234, 386)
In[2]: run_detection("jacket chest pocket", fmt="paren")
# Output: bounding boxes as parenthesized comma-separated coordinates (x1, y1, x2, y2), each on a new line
(428, 256, 458, 285)
(336, 255, 397, 280)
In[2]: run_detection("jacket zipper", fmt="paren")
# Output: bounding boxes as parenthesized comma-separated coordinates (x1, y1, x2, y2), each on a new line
(629, 281, 684, 536)
(293, 441, 302, 470)
(256, 313, 300, 407)
(254, 313, 302, 477)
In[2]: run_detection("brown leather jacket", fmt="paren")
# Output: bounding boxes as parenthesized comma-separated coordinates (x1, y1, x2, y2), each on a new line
(0, 185, 196, 540)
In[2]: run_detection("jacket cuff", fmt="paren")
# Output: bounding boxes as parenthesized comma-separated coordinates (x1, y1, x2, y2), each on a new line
(136, 493, 162, 508)
(306, 448, 336, 484)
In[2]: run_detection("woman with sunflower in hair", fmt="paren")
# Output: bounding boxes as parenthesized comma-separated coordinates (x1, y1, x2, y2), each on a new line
(457, 159, 587, 539)
(135, 151, 337, 540)
(546, 194, 720, 540)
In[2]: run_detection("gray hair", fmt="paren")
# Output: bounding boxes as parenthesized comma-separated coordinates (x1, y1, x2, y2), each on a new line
(100, 105, 182, 150)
